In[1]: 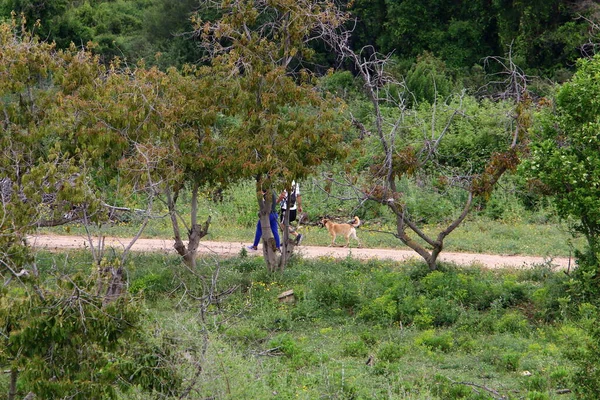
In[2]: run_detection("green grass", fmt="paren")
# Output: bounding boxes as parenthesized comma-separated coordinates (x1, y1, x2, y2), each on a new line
(11, 244, 591, 399)
(104, 252, 580, 399)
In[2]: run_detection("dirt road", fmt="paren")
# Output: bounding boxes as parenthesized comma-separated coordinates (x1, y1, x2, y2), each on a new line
(27, 234, 572, 270)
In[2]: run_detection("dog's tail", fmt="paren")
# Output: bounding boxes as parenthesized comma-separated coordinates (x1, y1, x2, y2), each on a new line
(351, 216, 360, 227)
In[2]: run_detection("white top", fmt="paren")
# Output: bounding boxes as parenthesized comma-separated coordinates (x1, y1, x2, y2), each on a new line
(280, 182, 300, 211)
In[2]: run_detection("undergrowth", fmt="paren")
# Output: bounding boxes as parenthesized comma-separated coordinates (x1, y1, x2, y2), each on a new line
(20, 249, 599, 399)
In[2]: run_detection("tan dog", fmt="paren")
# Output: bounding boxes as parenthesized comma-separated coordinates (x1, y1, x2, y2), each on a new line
(321, 216, 361, 247)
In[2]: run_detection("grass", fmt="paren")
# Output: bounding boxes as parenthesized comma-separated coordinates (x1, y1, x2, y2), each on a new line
(97, 251, 580, 399)
(8, 236, 592, 399)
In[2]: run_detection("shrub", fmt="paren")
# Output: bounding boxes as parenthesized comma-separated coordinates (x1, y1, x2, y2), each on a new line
(413, 307, 435, 329)
(225, 326, 268, 345)
(523, 374, 548, 393)
(359, 330, 379, 347)
(495, 311, 531, 336)
(268, 334, 300, 358)
(357, 293, 397, 325)
(500, 278, 529, 307)
(415, 330, 454, 352)
(129, 271, 174, 300)
(549, 366, 570, 388)
(570, 314, 600, 399)
(377, 342, 405, 362)
(289, 298, 320, 322)
(313, 277, 361, 311)
(499, 352, 521, 372)
(342, 341, 369, 358)
(418, 268, 501, 311)
(526, 391, 549, 400)
(430, 374, 472, 399)
(232, 256, 263, 273)
(568, 251, 600, 309)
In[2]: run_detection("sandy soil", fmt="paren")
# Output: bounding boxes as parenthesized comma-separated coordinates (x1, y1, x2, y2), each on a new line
(26, 234, 572, 270)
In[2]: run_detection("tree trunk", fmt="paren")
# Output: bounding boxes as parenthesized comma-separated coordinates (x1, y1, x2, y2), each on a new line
(258, 199, 279, 273)
(168, 183, 211, 269)
(279, 207, 293, 271)
(102, 266, 124, 306)
(8, 369, 17, 400)
(390, 192, 473, 271)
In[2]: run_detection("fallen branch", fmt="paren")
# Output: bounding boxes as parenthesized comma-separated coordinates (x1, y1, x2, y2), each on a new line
(452, 380, 507, 400)
(255, 347, 284, 357)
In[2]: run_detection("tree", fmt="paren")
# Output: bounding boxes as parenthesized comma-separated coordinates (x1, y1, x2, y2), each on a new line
(527, 54, 600, 260)
(0, 270, 180, 399)
(195, 0, 350, 272)
(328, 29, 531, 270)
(61, 58, 234, 269)
(0, 20, 183, 397)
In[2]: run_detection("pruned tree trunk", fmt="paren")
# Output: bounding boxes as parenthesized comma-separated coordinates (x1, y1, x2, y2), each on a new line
(8, 369, 17, 400)
(259, 205, 279, 273)
(257, 184, 279, 273)
(255, 179, 297, 273)
(168, 182, 211, 269)
(278, 205, 296, 271)
(102, 266, 124, 306)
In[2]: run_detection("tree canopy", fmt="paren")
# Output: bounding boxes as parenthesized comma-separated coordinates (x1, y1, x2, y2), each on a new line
(1, 0, 597, 78)
(527, 54, 600, 257)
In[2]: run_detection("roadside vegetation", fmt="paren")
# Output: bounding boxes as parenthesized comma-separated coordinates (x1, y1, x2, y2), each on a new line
(41, 176, 583, 259)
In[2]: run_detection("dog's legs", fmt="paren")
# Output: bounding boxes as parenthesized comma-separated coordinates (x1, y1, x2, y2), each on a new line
(349, 230, 360, 247)
(329, 233, 336, 247)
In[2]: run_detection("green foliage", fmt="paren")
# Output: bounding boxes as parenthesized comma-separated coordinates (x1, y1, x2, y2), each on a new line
(415, 329, 454, 352)
(404, 52, 454, 104)
(4, 249, 582, 399)
(561, 252, 600, 313)
(219, 181, 260, 229)
(0, 273, 180, 398)
(1, 0, 591, 79)
(377, 342, 405, 362)
(434, 97, 515, 173)
(129, 271, 174, 300)
(495, 311, 531, 336)
(430, 374, 473, 399)
(342, 340, 369, 358)
(571, 317, 600, 398)
(225, 325, 268, 345)
(398, 177, 459, 224)
(319, 70, 363, 101)
(527, 55, 600, 254)
(313, 275, 361, 312)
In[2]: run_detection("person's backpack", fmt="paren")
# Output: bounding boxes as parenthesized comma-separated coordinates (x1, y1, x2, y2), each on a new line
(290, 187, 297, 206)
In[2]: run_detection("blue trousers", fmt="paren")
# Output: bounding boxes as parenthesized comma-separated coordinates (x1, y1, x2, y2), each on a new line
(253, 212, 281, 249)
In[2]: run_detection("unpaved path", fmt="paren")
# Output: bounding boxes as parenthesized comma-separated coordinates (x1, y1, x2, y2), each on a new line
(27, 234, 572, 270)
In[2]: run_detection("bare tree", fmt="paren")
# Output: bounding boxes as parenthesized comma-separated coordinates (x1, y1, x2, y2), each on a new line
(324, 27, 530, 270)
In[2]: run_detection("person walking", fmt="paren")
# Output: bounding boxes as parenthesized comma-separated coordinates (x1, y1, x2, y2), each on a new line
(277, 180, 303, 245)
(248, 189, 280, 251)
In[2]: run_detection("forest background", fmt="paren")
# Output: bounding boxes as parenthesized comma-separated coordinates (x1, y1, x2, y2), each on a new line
(3, 0, 600, 399)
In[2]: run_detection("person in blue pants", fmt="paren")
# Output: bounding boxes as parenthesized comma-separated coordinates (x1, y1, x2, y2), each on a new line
(248, 190, 280, 251)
